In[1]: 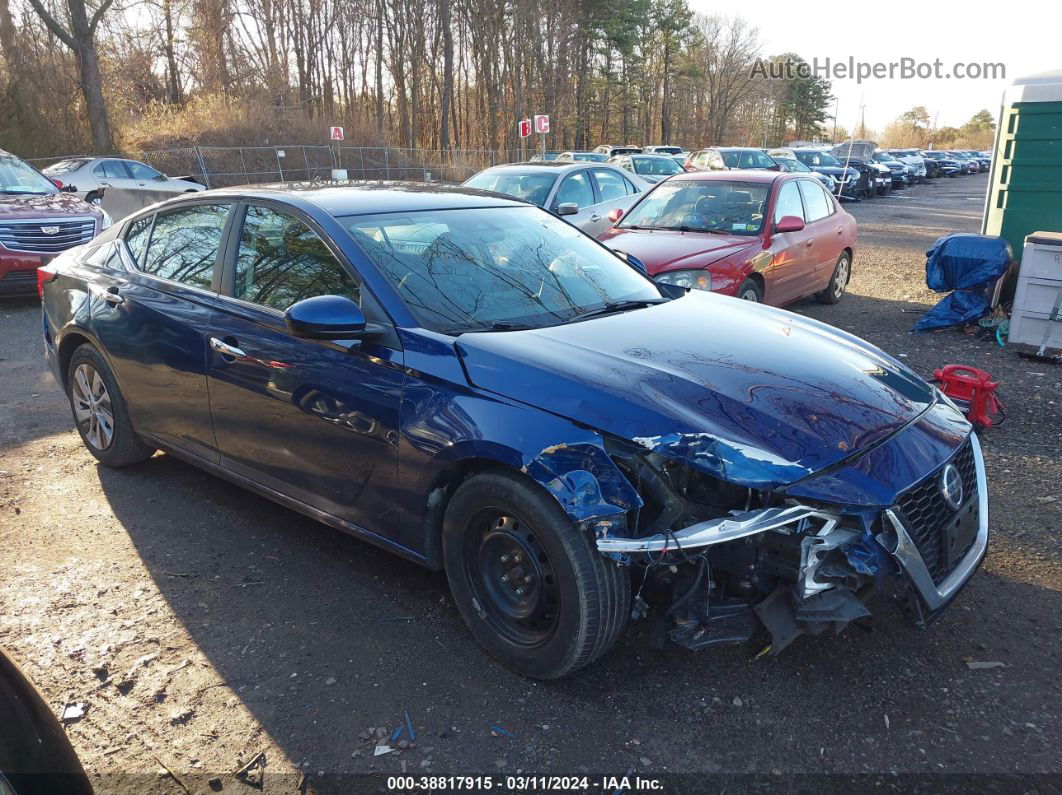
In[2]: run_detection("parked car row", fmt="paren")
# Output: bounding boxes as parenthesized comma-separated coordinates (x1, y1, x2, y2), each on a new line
(461, 157, 856, 309)
(38, 168, 988, 679)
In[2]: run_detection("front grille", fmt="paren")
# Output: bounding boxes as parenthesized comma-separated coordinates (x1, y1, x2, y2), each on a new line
(0, 269, 37, 284)
(0, 217, 96, 253)
(895, 438, 978, 583)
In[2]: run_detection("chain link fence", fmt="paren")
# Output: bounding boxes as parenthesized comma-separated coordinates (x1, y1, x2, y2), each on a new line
(30, 145, 508, 188)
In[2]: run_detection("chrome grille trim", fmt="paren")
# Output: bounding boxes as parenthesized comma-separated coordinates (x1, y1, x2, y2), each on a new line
(0, 216, 97, 253)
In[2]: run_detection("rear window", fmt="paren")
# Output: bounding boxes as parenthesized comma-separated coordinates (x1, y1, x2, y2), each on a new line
(43, 158, 90, 176)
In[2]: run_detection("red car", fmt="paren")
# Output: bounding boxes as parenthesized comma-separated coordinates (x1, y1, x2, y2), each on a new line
(0, 148, 105, 297)
(598, 170, 856, 306)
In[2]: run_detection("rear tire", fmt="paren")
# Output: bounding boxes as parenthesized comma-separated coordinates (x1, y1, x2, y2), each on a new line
(817, 252, 851, 304)
(442, 471, 629, 679)
(737, 278, 763, 303)
(66, 345, 155, 467)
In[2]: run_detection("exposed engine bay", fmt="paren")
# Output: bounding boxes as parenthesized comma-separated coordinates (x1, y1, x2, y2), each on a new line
(598, 439, 893, 654)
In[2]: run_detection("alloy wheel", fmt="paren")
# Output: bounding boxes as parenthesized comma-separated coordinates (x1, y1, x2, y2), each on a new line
(740, 287, 760, 301)
(467, 511, 561, 648)
(72, 363, 114, 450)
(833, 255, 850, 299)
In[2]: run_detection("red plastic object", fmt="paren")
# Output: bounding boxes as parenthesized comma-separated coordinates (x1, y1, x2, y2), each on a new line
(933, 365, 1003, 429)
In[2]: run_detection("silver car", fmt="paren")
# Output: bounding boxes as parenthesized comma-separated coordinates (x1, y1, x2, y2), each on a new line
(462, 162, 650, 236)
(606, 153, 684, 184)
(42, 157, 205, 206)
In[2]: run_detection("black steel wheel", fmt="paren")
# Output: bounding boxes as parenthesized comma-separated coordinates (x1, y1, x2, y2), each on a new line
(467, 511, 561, 648)
(442, 470, 629, 678)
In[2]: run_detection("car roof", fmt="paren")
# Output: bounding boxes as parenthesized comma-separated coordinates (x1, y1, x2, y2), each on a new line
(711, 146, 764, 152)
(671, 170, 784, 185)
(175, 181, 528, 215)
(475, 161, 583, 170)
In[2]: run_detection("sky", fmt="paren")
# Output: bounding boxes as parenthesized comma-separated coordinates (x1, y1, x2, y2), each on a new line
(690, 0, 1060, 133)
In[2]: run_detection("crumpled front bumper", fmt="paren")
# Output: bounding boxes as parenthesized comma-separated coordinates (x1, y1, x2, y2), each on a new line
(595, 432, 989, 635)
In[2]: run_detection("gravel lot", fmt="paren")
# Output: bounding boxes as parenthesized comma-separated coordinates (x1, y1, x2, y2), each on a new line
(1, 173, 1059, 793)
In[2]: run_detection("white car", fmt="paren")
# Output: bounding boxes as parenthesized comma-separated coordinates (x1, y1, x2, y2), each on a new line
(42, 157, 205, 206)
(462, 162, 650, 236)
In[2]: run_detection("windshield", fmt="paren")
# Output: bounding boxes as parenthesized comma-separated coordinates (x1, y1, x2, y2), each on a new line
(650, 146, 682, 155)
(618, 179, 768, 236)
(794, 150, 841, 167)
(343, 206, 662, 333)
(631, 157, 682, 176)
(778, 158, 810, 172)
(0, 154, 59, 195)
(573, 153, 608, 162)
(463, 170, 557, 207)
(42, 158, 90, 176)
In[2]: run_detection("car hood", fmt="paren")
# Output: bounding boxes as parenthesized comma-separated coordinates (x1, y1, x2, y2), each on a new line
(598, 229, 759, 275)
(831, 141, 877, 160)
(455, 291, 937, 490)
(0, 191, 101, 221)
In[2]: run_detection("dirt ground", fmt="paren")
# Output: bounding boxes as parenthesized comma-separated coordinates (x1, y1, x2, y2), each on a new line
(1, 173, 1060, 793)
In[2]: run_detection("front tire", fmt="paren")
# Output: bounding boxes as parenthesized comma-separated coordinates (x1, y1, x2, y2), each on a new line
(66, 345, 155, 467)
(817, 252, 851, 304)
(442, 471, 629, 679)
(737, 278, 763, 303)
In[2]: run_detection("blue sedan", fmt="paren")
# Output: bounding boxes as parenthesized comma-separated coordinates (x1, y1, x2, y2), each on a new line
(40, 184, 988, 678)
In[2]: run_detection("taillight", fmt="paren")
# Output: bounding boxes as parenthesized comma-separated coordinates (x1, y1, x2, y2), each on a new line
(37, 264, 58, 298)
(51, 178, 64, 188)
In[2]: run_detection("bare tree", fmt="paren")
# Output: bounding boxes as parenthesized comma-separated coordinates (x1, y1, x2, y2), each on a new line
(25, 0, 116, 151)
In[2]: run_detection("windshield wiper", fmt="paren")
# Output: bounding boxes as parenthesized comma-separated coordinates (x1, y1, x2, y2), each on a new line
(562, 299, 667, 324)
(655, 224, 733, 235)
(442, 322, 540, 335)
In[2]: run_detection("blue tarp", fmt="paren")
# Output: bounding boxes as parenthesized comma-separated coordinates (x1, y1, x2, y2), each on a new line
(913, 234, 1011, 332)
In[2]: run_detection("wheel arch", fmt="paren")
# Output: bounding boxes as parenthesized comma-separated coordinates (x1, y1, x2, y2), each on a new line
(416, 436, 643, 571)
(56, 330, 94, 388)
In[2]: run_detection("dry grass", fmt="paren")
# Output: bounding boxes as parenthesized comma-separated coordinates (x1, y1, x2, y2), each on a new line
(119, 93, 381, 156)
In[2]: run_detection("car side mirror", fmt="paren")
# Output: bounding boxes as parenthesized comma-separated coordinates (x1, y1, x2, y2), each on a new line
(775, 215, 805, 233)
(154, 174, 168, 181)
(285, 295, 367, 340)
(61, 184, 77, 193)
(607, 207, 624, 223)
(555, 203, 579, 216)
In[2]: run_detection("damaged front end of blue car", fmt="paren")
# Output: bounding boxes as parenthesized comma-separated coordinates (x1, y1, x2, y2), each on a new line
(579, 407, 989, 655)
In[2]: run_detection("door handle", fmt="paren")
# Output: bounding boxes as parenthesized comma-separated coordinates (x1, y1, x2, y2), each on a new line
(103, 286, 124, 305)
(209, 337, 247, 359)
(590, 214, 601, 222)
(805, 239, 814, 246)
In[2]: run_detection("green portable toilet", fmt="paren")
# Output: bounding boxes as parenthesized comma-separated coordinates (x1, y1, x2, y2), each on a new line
(983, 69, 1062, 259)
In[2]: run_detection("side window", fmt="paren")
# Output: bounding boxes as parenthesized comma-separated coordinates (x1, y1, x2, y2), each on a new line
(96, 160, 129, 179)
(592, 169, 627, 202)
(818, 183, 838, 212)
(126, 161, 163, 181)
(139, 204, 229, 289)
(124, 215, 153, 267)
(797, 180, 831, 222)
(622, 175, 640, 194)
(773, 181, 805, 225)
(234, 204, 360, 312)
(554, 171, 594, 208)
